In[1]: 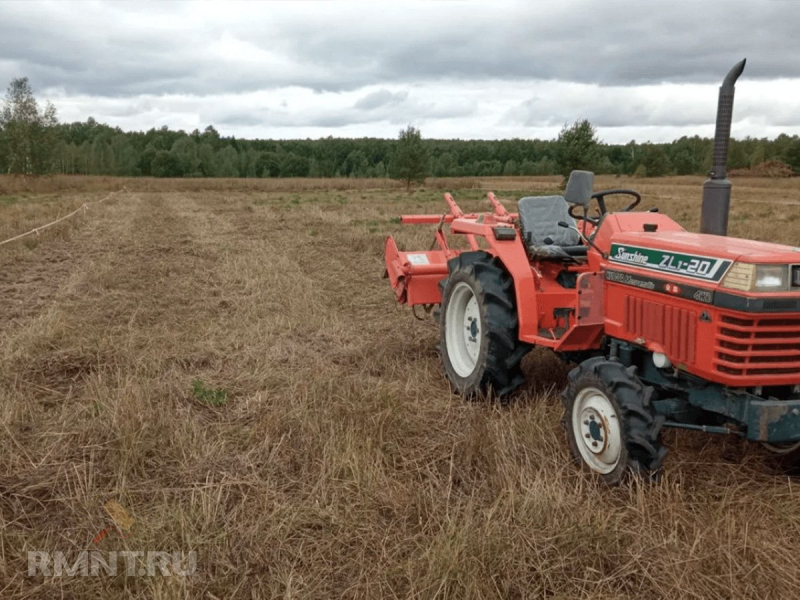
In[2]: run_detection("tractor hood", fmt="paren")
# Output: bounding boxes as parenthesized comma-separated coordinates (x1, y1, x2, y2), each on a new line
(607, 230, 800, 289)
(612, 231, 800, 265)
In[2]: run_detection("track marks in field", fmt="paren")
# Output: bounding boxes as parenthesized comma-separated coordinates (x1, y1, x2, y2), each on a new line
(0, 194, 134, 329)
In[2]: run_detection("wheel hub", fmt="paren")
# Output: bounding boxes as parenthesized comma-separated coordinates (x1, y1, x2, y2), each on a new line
(580, 409, 607, 454)
(468, 317, 479, 340)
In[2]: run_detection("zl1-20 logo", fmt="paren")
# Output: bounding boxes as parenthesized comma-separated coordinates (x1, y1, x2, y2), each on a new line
(659, 255, 715, 277)
(610, 244, 731, 282)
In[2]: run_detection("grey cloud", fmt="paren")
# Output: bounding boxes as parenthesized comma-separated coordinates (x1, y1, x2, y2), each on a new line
(4, 0, 800, 141)
(265, 2, 800, 88)
(214, 113, 266, 127)
(507, 92, 712, 129)
(1, 1, 799, 100)
(354, 89, 408, 110)
(216, 93, 476, 130)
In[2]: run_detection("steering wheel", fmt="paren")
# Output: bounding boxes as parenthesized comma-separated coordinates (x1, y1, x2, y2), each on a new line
(568, 189, 642, 224)
(591, 189, 641, 213)
(568, 204, 601, 226)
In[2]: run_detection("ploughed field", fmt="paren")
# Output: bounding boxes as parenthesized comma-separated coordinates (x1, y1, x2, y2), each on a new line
(2, 175, 800, 599)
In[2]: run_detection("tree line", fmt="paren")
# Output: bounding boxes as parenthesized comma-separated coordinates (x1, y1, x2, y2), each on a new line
(3, 77, 800, 180)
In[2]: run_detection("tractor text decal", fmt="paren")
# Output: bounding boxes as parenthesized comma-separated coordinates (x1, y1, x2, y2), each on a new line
(605, 270, 715, 304)
(609, 244, 732, 282)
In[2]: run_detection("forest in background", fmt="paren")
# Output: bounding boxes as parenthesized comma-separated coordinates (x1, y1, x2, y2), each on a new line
(3, 77, 800, 179)
(50, 120, 800, 179)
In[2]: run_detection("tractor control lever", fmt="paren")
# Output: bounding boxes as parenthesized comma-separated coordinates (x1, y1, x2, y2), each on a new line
(558, 221, 608, 259)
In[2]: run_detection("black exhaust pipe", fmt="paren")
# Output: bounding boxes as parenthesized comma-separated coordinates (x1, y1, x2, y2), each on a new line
(700, 58, 746, 236)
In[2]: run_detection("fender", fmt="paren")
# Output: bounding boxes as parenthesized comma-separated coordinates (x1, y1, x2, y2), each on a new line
(479, 234, 539, 343)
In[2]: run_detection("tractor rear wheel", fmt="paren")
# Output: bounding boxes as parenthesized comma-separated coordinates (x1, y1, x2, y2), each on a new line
(562, 357, 667, 485)
(439, 251, 526, 398)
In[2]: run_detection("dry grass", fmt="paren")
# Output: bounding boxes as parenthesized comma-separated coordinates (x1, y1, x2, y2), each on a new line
(2, 176, 800, 598)
(0, 175, 410, 196)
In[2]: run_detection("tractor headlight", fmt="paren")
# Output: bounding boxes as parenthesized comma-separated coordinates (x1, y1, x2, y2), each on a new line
(754, 265, 789, 290)
(721, 263, 790, 292)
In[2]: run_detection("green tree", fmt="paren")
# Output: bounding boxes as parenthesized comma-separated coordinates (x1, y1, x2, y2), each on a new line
(171, 137, 201, 177)
(640, 144, 672, 177)
(595, 156, 614, 174)
(555, 119, 599, 185)
(240, 147, 260, 178)
(0, 77, 58, 174)
(214, 146, 240, 177)
(749, 142, 766, 168)
(307, 157, 322, 178)
(434, 152, 455, 177)
(534, 156, 557, 175)
(671, 147, 696, 175)
(257, 151, 280, 177)
(279, 152, 309, 177)
(784, 138, 800, 174)
(502, 159, 519, 176)
(728, 141, 749, 170)
(198, 142, 215, 176)
(344, 150, 368, 177)
(519, 159, 537, 176)
(150, 150, 183, 177)
(390, 125, 428, 191)
(110, 134, 139, 176)
(372, 161, 386, 178)
(478, 159, 502, 176)
(90, 134, 112, 174)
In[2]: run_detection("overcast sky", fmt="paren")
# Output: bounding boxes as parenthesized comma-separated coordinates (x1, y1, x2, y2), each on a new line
(1, 0, 799, 143)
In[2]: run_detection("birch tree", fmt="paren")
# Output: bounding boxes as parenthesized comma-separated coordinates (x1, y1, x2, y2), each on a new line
(0, 78, 58, 175)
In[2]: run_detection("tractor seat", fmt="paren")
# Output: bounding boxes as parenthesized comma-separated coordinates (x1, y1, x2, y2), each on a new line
(517, 195, 587, 260)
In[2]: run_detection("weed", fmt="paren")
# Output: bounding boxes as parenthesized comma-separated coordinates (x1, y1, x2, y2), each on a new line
(191, 379, 228, 406)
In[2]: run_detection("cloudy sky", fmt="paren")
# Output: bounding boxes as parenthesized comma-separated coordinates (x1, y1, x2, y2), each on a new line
(2, 0, 799, 143)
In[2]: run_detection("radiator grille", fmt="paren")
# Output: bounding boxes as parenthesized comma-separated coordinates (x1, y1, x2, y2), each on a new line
(715, 314, 800, 376)
(624, 296, 696, 364)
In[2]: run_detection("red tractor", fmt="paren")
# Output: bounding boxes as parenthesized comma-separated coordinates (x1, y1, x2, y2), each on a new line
(384, 59, 800, 484)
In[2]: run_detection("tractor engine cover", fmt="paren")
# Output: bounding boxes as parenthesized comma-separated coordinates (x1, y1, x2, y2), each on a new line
(601, 222, 800, 388)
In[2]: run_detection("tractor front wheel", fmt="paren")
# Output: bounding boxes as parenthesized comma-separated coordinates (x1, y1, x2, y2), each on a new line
(439, 252, 526, 398)
(761, 441, 800, 474)
(563, 357, 667, 485)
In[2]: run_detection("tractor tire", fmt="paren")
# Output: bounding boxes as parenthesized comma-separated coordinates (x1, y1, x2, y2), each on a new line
(562, 357, 667, 485)
(761, 441, 800, 475)
(439, 251, 527, 399)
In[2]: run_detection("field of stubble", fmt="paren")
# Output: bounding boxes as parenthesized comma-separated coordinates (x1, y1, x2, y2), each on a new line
(2, 175, 800, 599)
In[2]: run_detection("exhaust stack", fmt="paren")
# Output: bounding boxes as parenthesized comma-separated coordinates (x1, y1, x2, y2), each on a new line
(700, 58, 746, 236)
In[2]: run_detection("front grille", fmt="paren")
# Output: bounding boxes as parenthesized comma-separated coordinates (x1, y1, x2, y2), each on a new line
(624, 296, 696, 364)
(715, 314, 800, 376)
